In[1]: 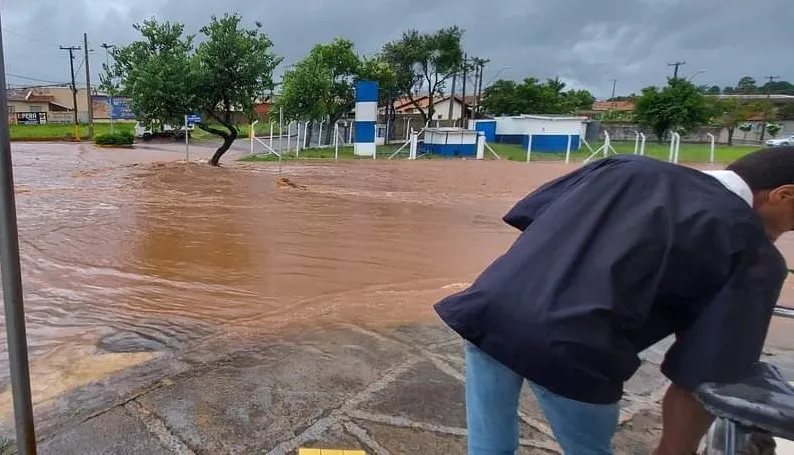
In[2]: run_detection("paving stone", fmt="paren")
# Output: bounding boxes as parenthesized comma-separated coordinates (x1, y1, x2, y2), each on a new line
(356, 360, 467, 428)
(37, 406, 170, 455)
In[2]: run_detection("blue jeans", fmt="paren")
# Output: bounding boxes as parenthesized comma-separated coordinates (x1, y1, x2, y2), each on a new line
(465, 343, 619, 455)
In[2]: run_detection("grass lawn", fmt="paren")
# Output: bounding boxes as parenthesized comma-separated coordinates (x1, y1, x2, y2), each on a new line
(10, 123, 134, 140)
(240, 141, 764, 165)
(490, 141, 761, 164)
(191, 122, 282, 141)
(240, 145, 400, 161)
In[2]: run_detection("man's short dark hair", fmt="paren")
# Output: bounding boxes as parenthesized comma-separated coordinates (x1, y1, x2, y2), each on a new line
(727, 146, 794, 193)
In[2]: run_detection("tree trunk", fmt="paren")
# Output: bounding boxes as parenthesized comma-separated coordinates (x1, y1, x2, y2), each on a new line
(305, 121, 314, 148)
(199, 114, 238, 166)
(727, 126, 735, 146)
(323, 120, 335, 146)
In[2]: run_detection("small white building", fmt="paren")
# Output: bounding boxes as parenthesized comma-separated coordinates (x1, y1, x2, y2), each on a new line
(471, 115, 588, 152)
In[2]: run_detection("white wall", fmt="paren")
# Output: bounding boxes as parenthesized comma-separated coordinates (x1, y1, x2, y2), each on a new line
(432, 99, 464, 121)
(494, 116, 585, 136)
(526, 118, 583, 135)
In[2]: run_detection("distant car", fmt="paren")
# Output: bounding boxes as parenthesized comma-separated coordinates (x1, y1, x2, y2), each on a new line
(134, 121, 192, 141)
(766, 135, 794, 147)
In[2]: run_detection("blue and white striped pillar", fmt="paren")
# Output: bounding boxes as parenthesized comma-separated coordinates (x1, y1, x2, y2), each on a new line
(354, 80, 379, 157)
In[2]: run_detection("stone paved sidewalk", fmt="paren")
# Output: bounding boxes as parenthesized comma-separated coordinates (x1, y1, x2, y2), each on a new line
(23, 322, 794, 454)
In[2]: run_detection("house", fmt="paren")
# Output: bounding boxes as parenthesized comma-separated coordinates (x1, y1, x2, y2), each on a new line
(389, 95, 472, 121)
(7, 86, 98, 124)
(7, 88, 72, 115)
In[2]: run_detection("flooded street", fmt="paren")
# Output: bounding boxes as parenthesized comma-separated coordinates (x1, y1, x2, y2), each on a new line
(1, 142, 792, 423)
(1, 143, 541, 416)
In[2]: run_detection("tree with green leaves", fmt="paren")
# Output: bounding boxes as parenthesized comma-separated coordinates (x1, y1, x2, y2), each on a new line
(480, 77, 594, 116)
(107, 14, 281, 166)
(193, 14, 281, 165)
(710, 98, 753, 146)
(634, 78, 711, 142)
(736, 76, 758, 94)
(106, 19, 195, 127)
(275, 38, 361, 145)
(381, 27, 464, 124)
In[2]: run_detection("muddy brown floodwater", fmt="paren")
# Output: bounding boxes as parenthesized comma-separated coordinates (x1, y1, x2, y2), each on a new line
(0, 142, 792, 419)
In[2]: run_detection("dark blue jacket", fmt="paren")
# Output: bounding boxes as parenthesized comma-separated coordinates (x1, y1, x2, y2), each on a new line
(435, 155, 786, 404)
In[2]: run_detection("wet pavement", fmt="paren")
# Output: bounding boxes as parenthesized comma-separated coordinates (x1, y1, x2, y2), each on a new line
(0, 142, 791, 453)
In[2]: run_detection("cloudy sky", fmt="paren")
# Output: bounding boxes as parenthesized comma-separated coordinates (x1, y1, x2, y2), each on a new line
(1, 0, 790, 98)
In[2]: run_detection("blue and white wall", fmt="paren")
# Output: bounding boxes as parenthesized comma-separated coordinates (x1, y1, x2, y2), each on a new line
(354, 81, 379, 157)
(486, 115, 587, 153)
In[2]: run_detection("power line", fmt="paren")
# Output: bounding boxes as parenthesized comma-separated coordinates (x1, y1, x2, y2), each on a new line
(5, 72, 68, 85)
(59, 45, 82, 131)
(3, 28, 60, 47)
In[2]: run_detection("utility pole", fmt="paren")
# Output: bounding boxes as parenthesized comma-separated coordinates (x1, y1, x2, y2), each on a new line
(100, 43, 116, 133)
(59, 45, 82, 141)
(83, 33, 93, 139)
(475, 58, 488, 119)
(0, 13, 38, 455)
(447, 72, 457, 124)
(667, 61, 686, 80)
(609, 79, 618, 99)
(760, 75, 780, 142)
(460, 53, 467, 125)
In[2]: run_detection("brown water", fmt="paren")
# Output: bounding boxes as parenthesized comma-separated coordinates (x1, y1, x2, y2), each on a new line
(2, 143, 563, 413)
(1, 143, 793, 416)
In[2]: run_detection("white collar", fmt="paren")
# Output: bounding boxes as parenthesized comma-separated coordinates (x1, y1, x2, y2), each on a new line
(702, 170, 753, 207)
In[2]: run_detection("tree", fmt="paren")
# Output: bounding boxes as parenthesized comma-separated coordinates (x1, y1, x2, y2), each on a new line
(779, 104, 794, 120)
(561, 89, 595, 113)
(275, 38, 361, 145)
(193, 14, 281, 165)
(106, 19, 195, 127)
(107, 15, 281, 166)
(707, 85, 721, 95)
(736, 76, 758, 94)
(710, 98, 753, 146)
(480, 77, 594, 116)
(381, 27, 464, 124)
(634, 78, 711, 142)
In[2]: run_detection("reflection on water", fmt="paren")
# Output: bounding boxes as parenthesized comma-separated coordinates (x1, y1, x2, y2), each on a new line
(2, 143, 793, 416)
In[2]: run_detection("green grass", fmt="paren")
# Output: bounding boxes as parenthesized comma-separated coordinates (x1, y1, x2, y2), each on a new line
(240, 141, 763, 164)
(241, 145, 400, 161)
(9, 123, 134, 140)
(490, 141, 761, 164)
(191, 122, 282, 141)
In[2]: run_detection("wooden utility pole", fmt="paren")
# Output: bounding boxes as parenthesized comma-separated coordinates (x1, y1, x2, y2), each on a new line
(460, 53, 467, 124)
(83, 33, 93, 138)
(474, 58, 488, 119)
(59, 45, 82, 141)
(667, 61, 686, 79)
(447, 73, 456, 124)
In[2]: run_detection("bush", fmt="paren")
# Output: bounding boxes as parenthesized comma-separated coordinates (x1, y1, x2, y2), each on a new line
(94, 131, 135, 146)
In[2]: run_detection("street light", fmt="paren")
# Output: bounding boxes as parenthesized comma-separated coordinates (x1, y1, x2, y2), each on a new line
(687, 70, 706, 82)
(485, 66, 513, 87)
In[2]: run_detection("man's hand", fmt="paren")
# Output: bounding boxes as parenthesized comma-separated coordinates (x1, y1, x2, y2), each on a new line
(653, 383, 714, 455)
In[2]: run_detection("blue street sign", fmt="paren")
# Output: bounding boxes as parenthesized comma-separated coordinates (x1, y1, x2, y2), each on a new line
(186, 114, 202, 126)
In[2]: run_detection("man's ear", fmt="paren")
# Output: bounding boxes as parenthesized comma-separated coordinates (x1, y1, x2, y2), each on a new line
(768, 185, 794, 203)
